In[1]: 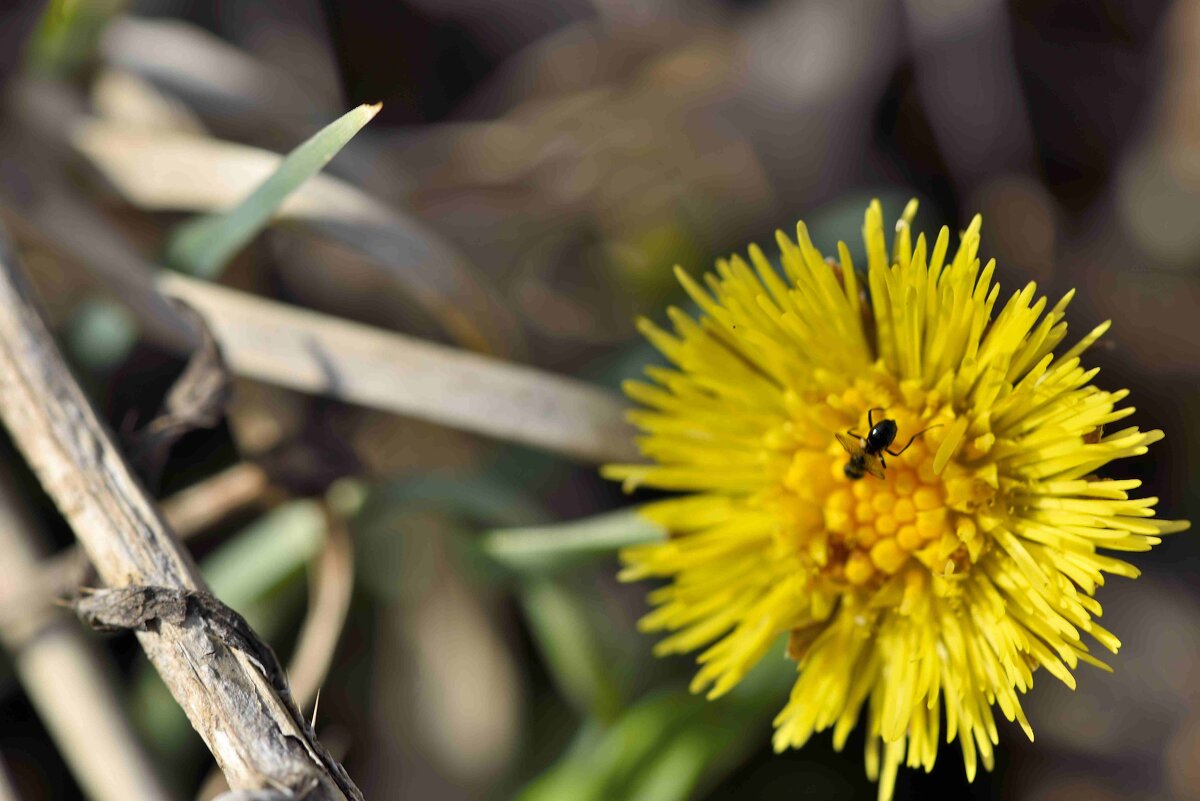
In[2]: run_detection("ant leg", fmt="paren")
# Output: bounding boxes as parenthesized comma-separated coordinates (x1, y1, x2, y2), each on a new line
(847, 428, 864, 439)
(867, 407, 885, 429)
(885, 424, 945, 457)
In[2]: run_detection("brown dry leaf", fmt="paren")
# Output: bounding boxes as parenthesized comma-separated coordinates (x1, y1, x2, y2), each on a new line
(286, 506, 355, 711)
(126, 300, 231, 484)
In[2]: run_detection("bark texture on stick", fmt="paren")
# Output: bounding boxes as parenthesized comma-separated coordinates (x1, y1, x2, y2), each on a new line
(0, 230, 358, 800)
(0, 462, 269, 623)
(0, 465, 175, 801)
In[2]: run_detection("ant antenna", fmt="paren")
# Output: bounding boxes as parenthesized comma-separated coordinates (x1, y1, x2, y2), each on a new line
(887, 424, 944, 457)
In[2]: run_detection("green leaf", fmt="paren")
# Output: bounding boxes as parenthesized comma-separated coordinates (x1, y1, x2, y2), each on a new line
(350, 475, 551, 596)
(164, 103, 380, 278)
(520, 578, 625, 721)
(362, 475, 549, 529)
(479, 508, 664, 574)
(200, 500, 325, 612)
(65, 296, 138, 372)
(27, 0, 126, 78)
(515, 647, 793, 801)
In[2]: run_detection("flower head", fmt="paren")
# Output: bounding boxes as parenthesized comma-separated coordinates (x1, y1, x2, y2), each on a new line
(605, 200, 1188, 799)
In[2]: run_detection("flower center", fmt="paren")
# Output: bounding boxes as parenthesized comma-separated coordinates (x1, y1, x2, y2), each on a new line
(821, 437, 960, 586)
(772, 390, 996, 595)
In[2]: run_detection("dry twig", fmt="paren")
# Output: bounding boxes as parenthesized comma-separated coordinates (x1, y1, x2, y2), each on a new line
(127, 299, 233, 486)
(159, 272, 640, 463)
(0, 227, 360, 799)
(0, 468, 175, 801)
(0, 171, 636, 463)
(0, 759, 17, 801)
(288, 505, 356, 711)
(0, 462, 270, 627)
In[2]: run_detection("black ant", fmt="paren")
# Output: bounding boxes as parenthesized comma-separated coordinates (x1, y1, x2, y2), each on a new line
(835, 408, 941, 480)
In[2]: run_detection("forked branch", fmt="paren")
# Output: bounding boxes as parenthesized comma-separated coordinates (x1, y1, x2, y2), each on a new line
(0, 227, 359, 800)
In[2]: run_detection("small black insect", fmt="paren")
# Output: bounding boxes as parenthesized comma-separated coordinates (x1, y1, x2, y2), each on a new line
(836, 408, 940, 480)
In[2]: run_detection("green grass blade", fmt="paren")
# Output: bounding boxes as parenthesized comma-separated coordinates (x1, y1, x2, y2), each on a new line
(520, 578, 626, 721)
(164, 102, 380, 278)
(28, 0, 126, 78)
(479, 508, 665, 574)
(516, 648, 793, 801)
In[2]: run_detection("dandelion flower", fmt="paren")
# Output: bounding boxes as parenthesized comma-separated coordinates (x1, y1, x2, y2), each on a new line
(604, 200, 1188, 799)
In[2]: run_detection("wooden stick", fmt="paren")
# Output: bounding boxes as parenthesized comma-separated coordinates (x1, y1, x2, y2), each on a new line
(16, 628, 169, 800)
(0, 462, 270, 629)
(0, 463, 176, 801)
(0, 758, 18, 801)
(0, 229, 358, 800)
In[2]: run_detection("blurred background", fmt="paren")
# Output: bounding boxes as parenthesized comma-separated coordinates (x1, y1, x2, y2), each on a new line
(0, 0, 1195, 799)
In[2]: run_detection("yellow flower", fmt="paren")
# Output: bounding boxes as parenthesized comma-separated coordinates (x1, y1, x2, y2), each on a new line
(604, 200, 1189, 799)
